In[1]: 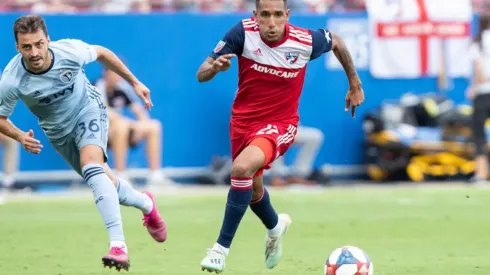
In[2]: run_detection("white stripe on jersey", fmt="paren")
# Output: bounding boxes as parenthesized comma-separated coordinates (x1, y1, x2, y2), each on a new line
(243, 19, 256, 27)
(289, 30, 312, 41)
(289, 33, 312, 44)
(289, 26, 311, 37)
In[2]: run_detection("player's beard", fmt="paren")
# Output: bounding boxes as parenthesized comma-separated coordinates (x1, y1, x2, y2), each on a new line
(28, 51, 49, 72)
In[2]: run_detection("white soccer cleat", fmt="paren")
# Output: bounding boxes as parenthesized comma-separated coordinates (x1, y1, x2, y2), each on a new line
(265, 213, 292, 269)
(201, 248, 226, 274)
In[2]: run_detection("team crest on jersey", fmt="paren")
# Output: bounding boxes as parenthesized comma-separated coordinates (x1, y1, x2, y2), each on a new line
(214, 40, 226, 53)
(285, 52, 299, 64)
(60, 70, 73, 83)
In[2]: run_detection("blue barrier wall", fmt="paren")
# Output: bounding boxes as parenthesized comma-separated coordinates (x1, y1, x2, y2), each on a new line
(0, 13, 476, 172)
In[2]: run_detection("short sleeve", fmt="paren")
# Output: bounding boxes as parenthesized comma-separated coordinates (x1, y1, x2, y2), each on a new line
(310, 29, 333, 61)
(59, 39, 98, 67)
(0, 78, 20, 117)
(209, 21, 245, 59)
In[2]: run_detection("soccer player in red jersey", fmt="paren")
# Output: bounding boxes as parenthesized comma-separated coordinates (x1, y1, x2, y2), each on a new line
(196, 0, 364, 272)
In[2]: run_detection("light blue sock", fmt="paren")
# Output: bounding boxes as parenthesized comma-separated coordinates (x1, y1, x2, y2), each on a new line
(116, 178, 153, 214)
(82, 164, 125, 242)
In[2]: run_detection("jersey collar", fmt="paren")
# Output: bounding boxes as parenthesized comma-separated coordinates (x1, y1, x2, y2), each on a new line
(21, 48, 55, 75)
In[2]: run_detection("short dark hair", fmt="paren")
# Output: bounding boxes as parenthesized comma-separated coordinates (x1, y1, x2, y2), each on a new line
(255, 0, 287, 9)
(13, 15, 48, 42)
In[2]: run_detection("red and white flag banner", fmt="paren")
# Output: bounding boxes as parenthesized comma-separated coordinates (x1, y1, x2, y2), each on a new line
(366, 0, 473, 79)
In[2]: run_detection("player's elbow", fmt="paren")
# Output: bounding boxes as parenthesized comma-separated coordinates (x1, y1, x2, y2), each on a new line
(331, 32, 344, 52)
(196, 71, 207, 83)
(94, 46, 110, 61)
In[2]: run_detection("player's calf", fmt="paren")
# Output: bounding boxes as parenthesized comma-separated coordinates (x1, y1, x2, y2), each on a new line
(250, 183, 279, 233)
(81, 146, 129, 266)
(202, 145, 266, 272)
(81, 163, 128, 269)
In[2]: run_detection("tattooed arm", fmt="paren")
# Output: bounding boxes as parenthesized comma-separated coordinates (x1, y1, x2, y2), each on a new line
(331, 32, 364, 117)
(331, 33, 362, 88)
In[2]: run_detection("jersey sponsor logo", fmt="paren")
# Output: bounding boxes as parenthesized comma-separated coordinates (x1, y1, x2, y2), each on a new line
(214, 40, 226, 53)
(250, 63, 299, 78)
(38, 83, 74, 105)
(285, 52, 299, 64)
(60, 70, 73, 83)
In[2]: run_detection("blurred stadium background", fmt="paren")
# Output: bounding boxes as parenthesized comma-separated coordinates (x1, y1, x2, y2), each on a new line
(1, 1, 490, 275)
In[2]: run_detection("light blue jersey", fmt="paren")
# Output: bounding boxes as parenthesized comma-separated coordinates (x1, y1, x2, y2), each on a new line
(0, 39, 110, 175)
(0, 39, 102, 139)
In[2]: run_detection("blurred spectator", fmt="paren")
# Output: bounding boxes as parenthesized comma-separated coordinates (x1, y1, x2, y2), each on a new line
(132, 0, 152, 12)
(91, 0, 134, 13)
(467, 14, 490, 184)
(0, 133, 20, 190)
(31, 0, 77, 13)
(269, 125, 324, 186)
(329, 0, 365, 11)
(0, 69, 20, 204)
(1, 0, 489, 14)
(89, 0, 151, 13)
(0, 0, 370, 13)
(473, 0, 490, 14)
(94, 68, 171, 185)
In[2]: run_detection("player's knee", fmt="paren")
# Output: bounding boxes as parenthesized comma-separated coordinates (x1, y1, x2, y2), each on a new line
(311, 128, 324, 143)
(112, 119, 131, 134)
(149, 119, 162, 133)
(80, 145, 105, 167)
(231, 162, 257, 177)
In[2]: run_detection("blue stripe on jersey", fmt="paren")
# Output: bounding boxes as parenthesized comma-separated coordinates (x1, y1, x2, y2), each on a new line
(209, 21, 245, 59)
(310, 29, 333, 61)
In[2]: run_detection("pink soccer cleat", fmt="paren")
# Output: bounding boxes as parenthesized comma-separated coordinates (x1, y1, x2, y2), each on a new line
(102, 247, 130, 272)
(142, 191, 167, 242)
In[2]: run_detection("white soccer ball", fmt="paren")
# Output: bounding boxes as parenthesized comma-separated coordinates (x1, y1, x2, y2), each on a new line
(325, 246, 373, 275)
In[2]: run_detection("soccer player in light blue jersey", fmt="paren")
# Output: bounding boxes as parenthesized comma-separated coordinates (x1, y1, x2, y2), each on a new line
(0, 15, 167, 271)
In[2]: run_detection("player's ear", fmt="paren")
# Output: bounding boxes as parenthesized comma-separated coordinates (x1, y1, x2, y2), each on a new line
(286, 9, 290, 20)
(47, 35, 51, 43)
(253, 9, 257, 19)
(15, 43, 19, 53)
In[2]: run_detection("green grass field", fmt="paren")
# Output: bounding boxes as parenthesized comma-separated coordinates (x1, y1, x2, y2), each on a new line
(0, 184, 489, 275)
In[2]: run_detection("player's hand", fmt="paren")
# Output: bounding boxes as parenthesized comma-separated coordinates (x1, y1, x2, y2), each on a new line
(132, 81, 153, 110)
(345, 84, 365, 118)
(19, 130, 43, 154)
(212, 54, 235, 72)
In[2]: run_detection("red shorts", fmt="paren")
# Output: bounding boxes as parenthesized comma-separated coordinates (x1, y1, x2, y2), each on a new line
(230, 122, 298, 170)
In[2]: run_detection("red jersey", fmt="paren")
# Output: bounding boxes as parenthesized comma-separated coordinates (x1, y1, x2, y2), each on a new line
(210, 18, 333, 132)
